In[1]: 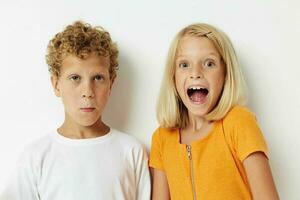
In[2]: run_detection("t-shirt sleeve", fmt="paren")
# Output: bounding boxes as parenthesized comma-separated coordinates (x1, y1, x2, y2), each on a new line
(132, 144, 151, 200)
(224, 106, 269, 162)
(0, 147, 40, 200)
(149, 128, 164, 171)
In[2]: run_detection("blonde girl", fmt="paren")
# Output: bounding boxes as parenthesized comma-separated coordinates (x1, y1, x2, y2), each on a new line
(149, 23, 279, 200)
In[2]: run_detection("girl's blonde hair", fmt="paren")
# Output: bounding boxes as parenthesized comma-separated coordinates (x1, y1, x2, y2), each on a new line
(157, 23, 247, 128)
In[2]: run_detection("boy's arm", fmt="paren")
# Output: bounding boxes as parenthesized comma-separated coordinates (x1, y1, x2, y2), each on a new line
(134, 145, 151, 200)
(243, 152, 279, 200)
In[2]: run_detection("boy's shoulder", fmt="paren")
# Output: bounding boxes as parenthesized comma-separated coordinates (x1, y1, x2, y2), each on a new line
(17, 132, 55, 165)
(110, 128, 145, 150)
(24, 132, 54, 152)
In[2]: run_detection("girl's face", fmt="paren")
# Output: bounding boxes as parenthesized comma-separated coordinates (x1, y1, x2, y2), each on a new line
(175, 36, 225, 118)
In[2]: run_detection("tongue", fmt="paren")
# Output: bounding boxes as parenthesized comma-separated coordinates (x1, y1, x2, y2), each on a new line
(190, 91, 206, 102)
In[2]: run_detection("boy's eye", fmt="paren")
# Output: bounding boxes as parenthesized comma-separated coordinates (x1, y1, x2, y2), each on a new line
(94, 75, 104, 81)
(70, 75, 80, 81)
(203, 60, 215, 68)
(179, 62, 189, 68)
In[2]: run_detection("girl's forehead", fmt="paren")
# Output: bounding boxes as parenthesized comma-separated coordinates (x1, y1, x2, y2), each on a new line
(176, 36, 221, 58)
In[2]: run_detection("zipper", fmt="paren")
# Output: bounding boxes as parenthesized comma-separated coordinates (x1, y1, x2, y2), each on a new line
(186, 145, 197, 200)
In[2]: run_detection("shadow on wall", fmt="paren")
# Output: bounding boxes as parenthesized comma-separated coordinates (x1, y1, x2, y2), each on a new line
(103, 52, 134, 132)
(238, 51, 260, 110)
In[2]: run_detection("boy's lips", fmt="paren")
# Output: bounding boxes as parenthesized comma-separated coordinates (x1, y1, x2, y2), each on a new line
(80, 107, 95, 112)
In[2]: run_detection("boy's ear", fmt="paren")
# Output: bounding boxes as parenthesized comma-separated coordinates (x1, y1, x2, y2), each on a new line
(50, 76, 61, 97)
(110, 78, 115, 88)
(109, 78, 115, 95)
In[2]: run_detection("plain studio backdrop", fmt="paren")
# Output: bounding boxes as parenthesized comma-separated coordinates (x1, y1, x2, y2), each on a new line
(0, 0, 299, 199)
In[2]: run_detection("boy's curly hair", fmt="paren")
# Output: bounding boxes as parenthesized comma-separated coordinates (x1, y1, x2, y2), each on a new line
(46, 21, 118, 80)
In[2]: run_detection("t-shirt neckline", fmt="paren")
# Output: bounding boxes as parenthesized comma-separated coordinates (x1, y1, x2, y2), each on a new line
(52, 128, 114, 146)
(177, 121, 219, 146)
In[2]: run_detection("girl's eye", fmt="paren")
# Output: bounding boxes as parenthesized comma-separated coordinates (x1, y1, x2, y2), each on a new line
(94, 75, 104, 81)
(70, 75, 80, 81)
(179, 62, 189, 68)
(203, 60, 215, 68)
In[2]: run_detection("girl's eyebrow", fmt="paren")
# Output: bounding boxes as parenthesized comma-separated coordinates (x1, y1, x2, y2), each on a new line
(175, 55, 186, 59)
(176, 53, 219, 59)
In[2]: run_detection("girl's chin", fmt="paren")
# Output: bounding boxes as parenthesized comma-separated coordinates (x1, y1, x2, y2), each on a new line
(186, 102, 210, 114)
(188, 109, 209, 118)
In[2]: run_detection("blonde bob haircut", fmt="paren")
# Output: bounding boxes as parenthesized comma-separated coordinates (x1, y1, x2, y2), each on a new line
(157, 23, 247, 128)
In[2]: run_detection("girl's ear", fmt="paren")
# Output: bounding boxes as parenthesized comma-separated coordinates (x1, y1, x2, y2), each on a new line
(50, 76, 61, 97)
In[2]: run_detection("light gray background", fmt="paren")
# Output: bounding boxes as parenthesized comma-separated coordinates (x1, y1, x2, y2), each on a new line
(0, 0, 299, 199)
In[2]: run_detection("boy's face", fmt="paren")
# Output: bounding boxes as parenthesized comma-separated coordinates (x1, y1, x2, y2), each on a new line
(51, 54, 113, 127)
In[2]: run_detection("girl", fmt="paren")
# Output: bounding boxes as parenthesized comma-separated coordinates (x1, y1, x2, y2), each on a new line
(149, 23, 279, 200)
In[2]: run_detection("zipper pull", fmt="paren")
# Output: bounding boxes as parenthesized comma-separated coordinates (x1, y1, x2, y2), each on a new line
(186, 145, 192, 160)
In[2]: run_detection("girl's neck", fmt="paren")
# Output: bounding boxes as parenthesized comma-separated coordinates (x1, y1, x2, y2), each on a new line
(58, 119, 110, 139)
(180, 111, 213, 144)
(180, 115, 214, 144)
(187, 114, 210, 133)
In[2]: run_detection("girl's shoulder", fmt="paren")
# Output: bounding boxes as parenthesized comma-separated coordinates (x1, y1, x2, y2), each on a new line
(221, 107, 268, 162)
(221, 105, 265, 147)
(223, 105, 256, 124)
(152, 126, 178, 142)
(222, 105, 259, 132)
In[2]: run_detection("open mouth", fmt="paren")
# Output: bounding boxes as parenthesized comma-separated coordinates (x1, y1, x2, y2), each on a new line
(187, 86, 209, 103)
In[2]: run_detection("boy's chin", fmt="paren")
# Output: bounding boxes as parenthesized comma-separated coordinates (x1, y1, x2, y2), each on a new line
(75, 118, 102, 127)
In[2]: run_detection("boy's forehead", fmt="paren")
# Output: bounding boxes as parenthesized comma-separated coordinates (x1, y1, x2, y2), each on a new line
(59, 54, 110, 74)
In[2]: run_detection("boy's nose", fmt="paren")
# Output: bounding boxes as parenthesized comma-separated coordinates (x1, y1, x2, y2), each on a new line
(81, 83, 94, 98)
(82, 93, 94, 98)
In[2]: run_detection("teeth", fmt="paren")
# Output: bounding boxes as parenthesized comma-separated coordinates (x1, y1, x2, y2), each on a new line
(189, 86, 205, 90)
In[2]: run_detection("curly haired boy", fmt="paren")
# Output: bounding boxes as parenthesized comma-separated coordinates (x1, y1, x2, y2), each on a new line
(1, 21, 150, 200)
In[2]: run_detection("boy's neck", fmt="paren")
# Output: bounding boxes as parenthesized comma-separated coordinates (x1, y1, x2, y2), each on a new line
(57, 120, 110, 139)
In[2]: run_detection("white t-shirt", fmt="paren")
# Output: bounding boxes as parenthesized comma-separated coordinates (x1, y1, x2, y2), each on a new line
(1, 129, 151, 200)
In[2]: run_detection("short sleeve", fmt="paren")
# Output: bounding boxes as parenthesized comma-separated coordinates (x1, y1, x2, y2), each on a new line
(0, 147, 40, 200)
(149, 128, 164, 171)
(223, 106, 269, 162)
(130, 143, 151, 200)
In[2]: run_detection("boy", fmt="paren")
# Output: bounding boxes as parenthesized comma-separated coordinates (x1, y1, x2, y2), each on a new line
(1, 21, 150, 200)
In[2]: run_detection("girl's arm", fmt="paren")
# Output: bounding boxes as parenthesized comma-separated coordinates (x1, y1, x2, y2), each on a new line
(151, 168, 170, 200)
(243, 152, 279, 200)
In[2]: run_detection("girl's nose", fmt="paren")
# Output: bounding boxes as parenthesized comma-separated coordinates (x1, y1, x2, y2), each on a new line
(190, 66, 203, 79)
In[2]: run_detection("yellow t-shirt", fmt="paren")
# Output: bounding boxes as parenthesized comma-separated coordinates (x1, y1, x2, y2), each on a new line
(149, 106, 268, 200)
